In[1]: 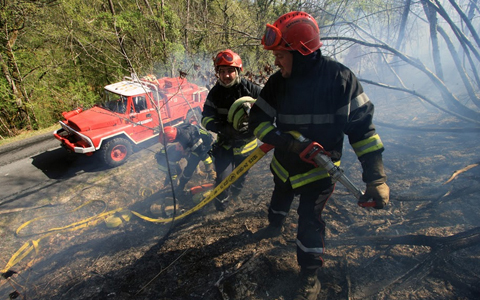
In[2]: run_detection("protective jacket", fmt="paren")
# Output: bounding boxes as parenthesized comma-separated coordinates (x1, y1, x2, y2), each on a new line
(175, 123, 213, 162)
(202, 78, 261, 154)
(249, 50, 386, 189)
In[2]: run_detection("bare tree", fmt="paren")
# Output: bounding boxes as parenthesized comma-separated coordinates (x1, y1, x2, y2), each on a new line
(321, 0, 480, 127)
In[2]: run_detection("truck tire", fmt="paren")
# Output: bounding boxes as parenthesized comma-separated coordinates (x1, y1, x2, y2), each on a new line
(185, 108, 202, 125)
(100, 137, 133, 167)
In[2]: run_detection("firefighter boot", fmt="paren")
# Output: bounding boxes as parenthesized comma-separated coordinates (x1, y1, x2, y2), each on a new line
(163, 174, 178, 189)
(214, 195, 229, 212)
(293, 269, 321, 300)
(230, 185, 244, 204)
(204, 163, 216, 181)
(253, 224, 282, 241)
(174, 174, 190, 200)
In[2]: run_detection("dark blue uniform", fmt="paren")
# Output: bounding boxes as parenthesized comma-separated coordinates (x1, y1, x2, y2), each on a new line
(249, 50, 386, 269)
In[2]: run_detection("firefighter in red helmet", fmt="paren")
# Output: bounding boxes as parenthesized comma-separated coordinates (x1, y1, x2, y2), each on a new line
(159, 126, 177, 144)
(201, 49, 262, 211)
(250, 11, 390, 300)
(157, 124, 215, 196)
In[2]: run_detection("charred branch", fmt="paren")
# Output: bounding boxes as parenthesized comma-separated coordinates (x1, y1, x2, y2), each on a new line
(330, 226, 480, 250)
(447, 0, 480, 49)
(436, 26, 480, 108)
(359, 78, 480, 125)
(426, 0, 480, 62)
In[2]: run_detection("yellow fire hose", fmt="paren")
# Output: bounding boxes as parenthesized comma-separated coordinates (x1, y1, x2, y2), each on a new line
(130, 143, 274, 223)
(2, 143, 274, 274)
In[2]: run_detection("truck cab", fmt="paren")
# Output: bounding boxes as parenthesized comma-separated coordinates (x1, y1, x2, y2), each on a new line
(54, 75, 207, 167)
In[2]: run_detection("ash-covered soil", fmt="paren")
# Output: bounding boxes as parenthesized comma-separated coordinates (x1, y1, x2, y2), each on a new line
(1, 96, 480, 300)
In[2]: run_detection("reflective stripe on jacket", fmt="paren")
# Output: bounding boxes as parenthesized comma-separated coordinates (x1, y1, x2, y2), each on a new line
(249, 53, 384, 188)
(201, 78, 261, 150)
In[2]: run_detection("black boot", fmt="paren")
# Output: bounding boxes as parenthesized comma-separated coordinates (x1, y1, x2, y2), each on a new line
(253, 224, 282, 241)
(214, 196, 229, 212)
(204, 162, 216, 181)
(230, 185, 244, 204)
(293, 268, 321, 300)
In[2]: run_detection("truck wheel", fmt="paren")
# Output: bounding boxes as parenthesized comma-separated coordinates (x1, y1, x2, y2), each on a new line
(100, 138, 132, 167)
(185, 108, 202, 125)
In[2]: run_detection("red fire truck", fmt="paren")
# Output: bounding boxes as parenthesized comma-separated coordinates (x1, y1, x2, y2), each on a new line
(54, 74, 207, 167)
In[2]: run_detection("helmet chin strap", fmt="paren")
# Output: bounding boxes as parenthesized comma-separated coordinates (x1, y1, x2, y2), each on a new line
(218, 69, 241, 88)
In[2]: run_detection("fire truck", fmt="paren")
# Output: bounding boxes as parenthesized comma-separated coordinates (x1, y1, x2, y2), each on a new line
(54, 74, 208, 167)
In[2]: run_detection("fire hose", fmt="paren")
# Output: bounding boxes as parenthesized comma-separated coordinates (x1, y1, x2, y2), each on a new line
(289, 131, 374, 208)
(2, 135, 371, 273)
(1, 144, 274, 273)
(131, 143, 275, 223)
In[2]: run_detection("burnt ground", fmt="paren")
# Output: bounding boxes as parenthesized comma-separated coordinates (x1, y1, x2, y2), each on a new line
(1, 95, 480, 300)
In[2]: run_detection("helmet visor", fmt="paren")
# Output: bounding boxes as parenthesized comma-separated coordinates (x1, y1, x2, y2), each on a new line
(262, 24, 282, 49)
(214, 51, 234, 66)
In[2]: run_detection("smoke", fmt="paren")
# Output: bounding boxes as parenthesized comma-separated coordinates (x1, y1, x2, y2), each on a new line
(152, 50, 217, 90)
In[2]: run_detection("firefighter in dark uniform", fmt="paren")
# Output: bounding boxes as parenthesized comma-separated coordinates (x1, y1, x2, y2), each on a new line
(201, 49, 262, 211)
(158, 124, 215, 194)
(155, 142, 184, 188)
(249, 11, 390, 300)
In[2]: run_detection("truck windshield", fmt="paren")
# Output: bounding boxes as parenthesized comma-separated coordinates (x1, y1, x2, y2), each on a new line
(101, 91, 129, 114)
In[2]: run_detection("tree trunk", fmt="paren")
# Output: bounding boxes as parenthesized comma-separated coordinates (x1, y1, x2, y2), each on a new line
(0, 27, 37, 130)
(448, 0, 480, 49)
(185, 0, 190, 51)
(395, 0, 412, 51)
(421, 0, 444, 81)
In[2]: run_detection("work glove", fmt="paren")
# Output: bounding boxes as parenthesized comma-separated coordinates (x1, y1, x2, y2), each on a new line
(262, 130, 312, 154)
(358, 182, 390, 209)
(219, 124, 238, 137)
(236, 121, 249, 133)
(286, 137, 312, 155)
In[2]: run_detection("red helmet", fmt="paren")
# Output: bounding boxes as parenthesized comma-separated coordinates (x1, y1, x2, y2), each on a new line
(261, 11, 322, 56)
(159, 126, 177, 144)
(214, 49, 243, 72)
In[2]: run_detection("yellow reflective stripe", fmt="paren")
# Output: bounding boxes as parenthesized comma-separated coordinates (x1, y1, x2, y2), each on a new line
(351, 134, 384, 157)
(271, 155, 289, 182)
(233, 139, 258, 155)
(203, 156, 213, 164)
(290, 161, 341, 189)
(199, 128, 209, 135)
(253, 121, 276, 140)
(201, 116, 215, 128)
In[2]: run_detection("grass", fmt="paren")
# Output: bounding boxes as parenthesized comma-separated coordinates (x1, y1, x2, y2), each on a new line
(0, 124, 59, 147)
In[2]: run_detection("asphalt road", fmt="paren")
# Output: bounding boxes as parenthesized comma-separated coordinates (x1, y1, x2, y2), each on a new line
(0, 132, 104, 210)
(0, 132, 59, 167)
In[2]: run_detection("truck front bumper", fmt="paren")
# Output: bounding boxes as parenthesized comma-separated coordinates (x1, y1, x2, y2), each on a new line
(54, 123, 96, 154)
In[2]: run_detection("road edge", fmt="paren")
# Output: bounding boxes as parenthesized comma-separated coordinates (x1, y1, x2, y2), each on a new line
(0, 131, 56, 155)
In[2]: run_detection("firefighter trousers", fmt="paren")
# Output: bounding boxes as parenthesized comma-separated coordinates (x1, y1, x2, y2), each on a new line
(267, 175, 335, 269)
(213, 146, 252, 201)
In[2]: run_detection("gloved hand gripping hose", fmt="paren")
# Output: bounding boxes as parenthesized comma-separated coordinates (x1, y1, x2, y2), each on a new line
(288, 131, 377, 207)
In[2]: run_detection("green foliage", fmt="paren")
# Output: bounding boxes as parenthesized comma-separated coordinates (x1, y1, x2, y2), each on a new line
(33, 78, 100, 127)
(0, 0, 348, 135)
